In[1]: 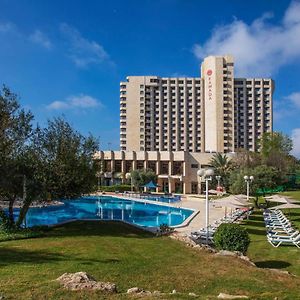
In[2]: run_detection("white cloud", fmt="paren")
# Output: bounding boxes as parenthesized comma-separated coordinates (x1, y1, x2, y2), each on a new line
(0, 22, 15, 33)
(286, 92, 300, 108)
(291, 128, 300, 158)
(273, 91, 300, 122)
(29, 30, 52, 49)
(60, 23, 110, 68)
(47, 94, 102, 110)
(192, 1, 300, 77)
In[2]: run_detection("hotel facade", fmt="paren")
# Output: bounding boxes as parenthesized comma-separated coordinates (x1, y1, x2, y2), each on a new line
(96, 55, 274, 194)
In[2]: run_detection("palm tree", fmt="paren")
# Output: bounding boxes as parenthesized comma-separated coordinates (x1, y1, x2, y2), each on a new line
(209, 153, 232, 190)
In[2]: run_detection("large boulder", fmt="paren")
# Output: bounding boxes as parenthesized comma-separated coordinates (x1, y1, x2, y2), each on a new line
(56, 272, 117, 293)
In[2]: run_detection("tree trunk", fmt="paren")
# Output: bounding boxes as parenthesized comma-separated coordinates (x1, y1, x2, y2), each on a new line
(16, 175, 29, 228)
(8, 196, 15, 225)
(16, 197, 31, 228)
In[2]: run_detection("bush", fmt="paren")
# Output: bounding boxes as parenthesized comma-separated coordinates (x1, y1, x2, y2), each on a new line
(99, 185, 131, 192)
(0, 225, 47, 242)
(213, 223, 250, 254)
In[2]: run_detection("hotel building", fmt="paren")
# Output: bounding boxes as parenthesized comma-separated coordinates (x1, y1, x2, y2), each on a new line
(96, 55, 274, 194)
(120, 55, 274, 153)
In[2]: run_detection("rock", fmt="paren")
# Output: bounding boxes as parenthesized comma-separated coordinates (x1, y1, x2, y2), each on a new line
(217, 293, 249, 299)
(127, 287, 143, 294)
(153, 290, 162, 295)
(216, 250, 238, 257)
(265, 268, 295, 276)
(56, 272, 117, 293)
(188, 292, 197, 297)
(172, 289, 177, 294)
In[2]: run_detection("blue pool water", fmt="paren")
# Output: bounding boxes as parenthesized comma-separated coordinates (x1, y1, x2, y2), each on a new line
(17, 196, 193, 228)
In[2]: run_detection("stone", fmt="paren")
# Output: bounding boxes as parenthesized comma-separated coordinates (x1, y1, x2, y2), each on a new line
(127, 287, 143, 294)
(266, 268, 295, 276)
(217, 293, 249, 299)
(216, 250, 238, 257)
(153, 290, 162, 295)
(188, 292, 198, 297)
(56, 272, 117, 293)
(172, 289, 177, 294)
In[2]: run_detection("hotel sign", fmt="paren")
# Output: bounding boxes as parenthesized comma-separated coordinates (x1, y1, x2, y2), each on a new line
(207, 69, 213, 101)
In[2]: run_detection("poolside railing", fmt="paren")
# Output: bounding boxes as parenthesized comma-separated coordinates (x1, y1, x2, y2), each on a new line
(122, 192, 181, 203)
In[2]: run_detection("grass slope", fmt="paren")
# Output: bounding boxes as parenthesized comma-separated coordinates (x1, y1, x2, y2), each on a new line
(1, 221, 300, 299)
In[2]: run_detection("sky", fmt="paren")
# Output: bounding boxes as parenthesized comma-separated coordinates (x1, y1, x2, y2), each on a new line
(0, 0, 300, 157)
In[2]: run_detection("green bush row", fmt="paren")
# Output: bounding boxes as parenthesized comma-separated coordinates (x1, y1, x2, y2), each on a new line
(98, 185, 132, 192)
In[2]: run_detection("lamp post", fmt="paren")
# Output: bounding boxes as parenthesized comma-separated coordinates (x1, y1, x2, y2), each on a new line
(126, 172, 133, 192)
(197, 168, 214, 243)
(96, 171, 103, 193)
(244, 175, 254, 201)
(216, 175, 221, 190)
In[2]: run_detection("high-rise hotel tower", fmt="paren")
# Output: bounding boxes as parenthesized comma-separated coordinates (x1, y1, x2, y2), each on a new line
(120, 55, 274, 153)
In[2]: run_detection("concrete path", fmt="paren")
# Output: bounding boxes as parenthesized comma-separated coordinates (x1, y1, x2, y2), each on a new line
(172, 195, 227, 235)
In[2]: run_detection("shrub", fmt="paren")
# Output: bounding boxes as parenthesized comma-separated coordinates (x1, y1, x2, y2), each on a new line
(157, 223, 174, 236)
(99, 185, 131, 192)
(213, 223, 250, 254)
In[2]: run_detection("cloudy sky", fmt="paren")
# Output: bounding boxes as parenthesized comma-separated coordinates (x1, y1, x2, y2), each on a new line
(0, 0, 300, 157)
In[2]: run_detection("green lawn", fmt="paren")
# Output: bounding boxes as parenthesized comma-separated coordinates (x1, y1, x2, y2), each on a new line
(280, 190, 300, 201)
(243, 209, 300, 276)
(1, 221, 300, 299)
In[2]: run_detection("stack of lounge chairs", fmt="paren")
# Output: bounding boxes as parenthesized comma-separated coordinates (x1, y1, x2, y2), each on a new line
(264, 209, 300, 248)
(190, 208, 251, 243)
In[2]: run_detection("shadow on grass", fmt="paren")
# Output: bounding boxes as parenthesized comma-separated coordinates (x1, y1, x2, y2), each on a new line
(255, 260, 291, 269)
(247, 228, 266, 236)
(0, 246, 123, 267)
(244, 221, 265, 228)
(248, 215, 264, 222)
(0, 247, 66, 267)
(48, 221, 155, 239)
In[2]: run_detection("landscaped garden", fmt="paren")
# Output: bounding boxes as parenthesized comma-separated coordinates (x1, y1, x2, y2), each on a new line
(1, 220, 300, 299)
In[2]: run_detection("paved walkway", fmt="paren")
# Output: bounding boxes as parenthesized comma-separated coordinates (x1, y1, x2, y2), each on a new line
(172, 195, 226, 235)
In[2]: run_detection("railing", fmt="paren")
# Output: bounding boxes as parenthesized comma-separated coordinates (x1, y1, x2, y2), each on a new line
(122, 192, 181, 203)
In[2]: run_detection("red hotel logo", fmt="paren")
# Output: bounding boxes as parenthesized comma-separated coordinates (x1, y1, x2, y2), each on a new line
(207, 69, 213, 100)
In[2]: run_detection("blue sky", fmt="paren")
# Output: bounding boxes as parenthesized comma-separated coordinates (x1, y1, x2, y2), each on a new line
(1, 0, 300, 156)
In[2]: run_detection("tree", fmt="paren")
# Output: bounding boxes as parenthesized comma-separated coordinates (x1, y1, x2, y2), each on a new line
(0, 86, 98, 228)
(131, 169, 157, 191)
(0, 85, 35, 225)
(229, 165, 282, 196)
(259, 132, 293, 172)
(232, 149, 261, 169)
(209, 153, 232, 190)
(35, 118, 98, 200)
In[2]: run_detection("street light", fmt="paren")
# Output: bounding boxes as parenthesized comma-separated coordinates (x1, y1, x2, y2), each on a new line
(244, 175, 254, 201)
(96, 171, 104, 192)
(197, 168, 214, 244)
(216, 175, 221, 189)
(126, 172, 133, 192)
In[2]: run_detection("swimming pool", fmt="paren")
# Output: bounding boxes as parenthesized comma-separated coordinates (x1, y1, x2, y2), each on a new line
(17, 196, 194, 228)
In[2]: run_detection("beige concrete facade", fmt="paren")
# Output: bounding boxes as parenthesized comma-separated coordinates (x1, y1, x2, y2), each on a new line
(95, 150, 234, 194)
(120, 55, 274, 153)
